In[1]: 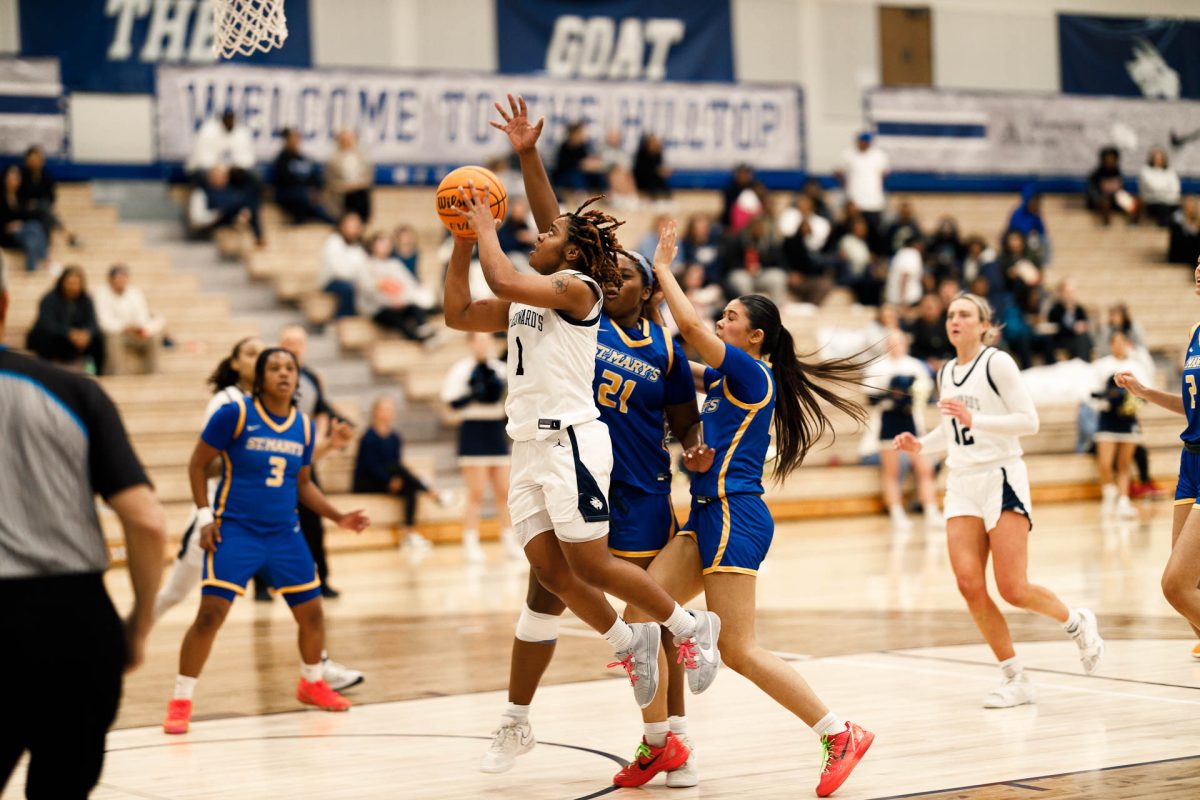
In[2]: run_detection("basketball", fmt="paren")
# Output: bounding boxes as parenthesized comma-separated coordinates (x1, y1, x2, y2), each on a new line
(435, 165, 508, 240)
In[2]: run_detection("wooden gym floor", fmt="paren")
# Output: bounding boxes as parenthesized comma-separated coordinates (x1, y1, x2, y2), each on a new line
(5, 500, 1200, 799)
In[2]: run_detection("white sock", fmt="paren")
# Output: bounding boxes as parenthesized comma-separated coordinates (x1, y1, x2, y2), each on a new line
(174, 675, 197, 700)
(463, 529, 480, 545)
(1063, 608, 1082, 634)
(602, 617, 635, 652)
(321, 650, 329, 663)
(811, 712, 843, 738)
(663, 605, 696, 639)
(301, 662, 323, 682)
(644, 720, 669, 748)
(999, 656, 1023, 679)
(502, 702, 530, 725)
(668, 715, 688, 737)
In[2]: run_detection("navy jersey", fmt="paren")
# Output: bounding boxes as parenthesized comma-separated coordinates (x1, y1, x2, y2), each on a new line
(1184, 322, 1200, 444)
(202, 395, 314, 533)
(692, 343, 776, 498)
(595, 314, 694, 494)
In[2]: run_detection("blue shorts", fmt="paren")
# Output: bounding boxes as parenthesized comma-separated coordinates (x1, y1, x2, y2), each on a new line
(608, 481, 677, 558)
(678, 493, 774, 575)
(201, 521, 321, 607)
(1175, 448, 1200, 509)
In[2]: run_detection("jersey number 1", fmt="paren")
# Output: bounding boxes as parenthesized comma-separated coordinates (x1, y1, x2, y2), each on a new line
(515, 337, 524, 377)
(952, 419, 974, 446)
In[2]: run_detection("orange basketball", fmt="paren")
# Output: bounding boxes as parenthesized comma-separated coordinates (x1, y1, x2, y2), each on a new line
(435, 165, 508, 240)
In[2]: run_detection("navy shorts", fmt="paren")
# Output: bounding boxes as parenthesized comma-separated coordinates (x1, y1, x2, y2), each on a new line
(1175, 448, 1200, 509)
(201, 521, 320, 607)
(678, 493, 774, 575)
(608, 481, 677, 558)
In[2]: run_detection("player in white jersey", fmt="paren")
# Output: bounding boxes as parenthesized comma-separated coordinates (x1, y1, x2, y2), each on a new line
(443, 93, 720, 714)
(152, 336, 363, 691)
(895, 293, 1103, 708)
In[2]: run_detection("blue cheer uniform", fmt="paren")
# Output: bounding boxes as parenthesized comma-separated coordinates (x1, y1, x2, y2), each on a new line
(1175, 322, 1200, 508)
(679, 343, 776, 575)
(199, 395, 321, 606)
(595, 314, 694, 557)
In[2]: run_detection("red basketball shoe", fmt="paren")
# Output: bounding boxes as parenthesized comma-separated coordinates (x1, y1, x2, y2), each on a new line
(612, 732, 690, 787)
(815, 721, 874, 797)
(163, 698, 192, 734)
(297, 678, 351, 711)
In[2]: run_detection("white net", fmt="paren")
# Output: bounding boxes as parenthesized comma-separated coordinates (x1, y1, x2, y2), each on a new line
(212, 0, 289, 59)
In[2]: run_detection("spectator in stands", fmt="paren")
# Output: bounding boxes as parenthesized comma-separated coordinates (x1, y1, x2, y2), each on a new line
(357, 233, 436, 343)
(19, 146, 76, 247)
(906, 292, 953, 369)
(440, 332, 517, 562)
(781, 203, 835, 305)
(720, 164, 769, 233)
(885, 233, 925, 308)
(0, 165, 49, 272)
(325, 130, 373, 223)
(389, 224, 421, 278)
(497, 198, 537, 261)
(885, 199, 922, 256)
(680, 212, 723, 286)
(633, 133, 671, 202)
(838, 131, 889, 234)
(1006, 187, 1050, 263)
(26, 265, 104, 373)
(597, 129, 637, 210)
(188, 165, 263, 247)
(1139, 147, 1181, 227)
(319, 212, 367, 318)
(1095, 302, 1148, 357)
(1046, 278, 1093, 361)
(272, 128, 334, 225)
(778, 194, 831, 253)
(997, 229, 1042, 309)
(802, 178, 832, 219)
(1086, 146, 1137, 226)
(838, 215, 873, 282)
(353, 394, 446, 551)
(927, 216, 964, 281)
(1169, 196, 1200, 264)
(961, 235, 998, 286)
(720, 214, 788, 306)
(552, 121, 605, 196)
(186, 109, 256, 186)
(93, 265, 165, 376)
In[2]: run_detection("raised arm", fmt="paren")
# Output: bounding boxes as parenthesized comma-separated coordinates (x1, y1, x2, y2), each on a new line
(651, 220, 727, 369)
(491, 94, 560, 232)
(442, 235, 510, 333)
(458, 186, 596, 318)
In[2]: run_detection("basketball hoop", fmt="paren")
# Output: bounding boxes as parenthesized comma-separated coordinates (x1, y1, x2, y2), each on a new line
(212, 0, 288, 59)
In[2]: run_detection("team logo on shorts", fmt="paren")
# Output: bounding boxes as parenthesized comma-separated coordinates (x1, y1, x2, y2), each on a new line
(588, 496, 603, 510)
(703, 398, 721, 414)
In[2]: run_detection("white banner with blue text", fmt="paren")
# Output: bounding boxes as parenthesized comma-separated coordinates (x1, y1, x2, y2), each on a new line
(156, 64, 804, 172)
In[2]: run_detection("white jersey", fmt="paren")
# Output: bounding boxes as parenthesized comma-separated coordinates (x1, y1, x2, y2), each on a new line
(202, 385, 244, 426)
(504, 270, 602, 442)
(929, 347, 1038, 471)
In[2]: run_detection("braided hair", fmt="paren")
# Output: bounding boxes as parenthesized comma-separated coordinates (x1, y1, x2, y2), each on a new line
(563, 196, 625, 290)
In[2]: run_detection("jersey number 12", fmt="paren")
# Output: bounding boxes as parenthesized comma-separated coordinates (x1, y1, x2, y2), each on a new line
(952, 419, 974, 446)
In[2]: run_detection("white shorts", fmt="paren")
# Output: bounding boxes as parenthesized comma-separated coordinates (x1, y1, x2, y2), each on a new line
(943, 458, 1033, 532)
(508, 420, 613, 547)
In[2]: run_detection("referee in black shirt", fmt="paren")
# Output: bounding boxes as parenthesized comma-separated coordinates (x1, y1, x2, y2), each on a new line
(0, 263, 166, 798)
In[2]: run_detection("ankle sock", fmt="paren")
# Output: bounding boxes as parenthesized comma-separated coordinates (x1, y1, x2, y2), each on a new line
(502, 702, 530, 725)
(999, 656, 1023, 679)
(811, 712, 843, 738)
(300, 662, 323, 683)
(603, 617, 635, 652)
(643, 720, 669, 748)
(663, 605, 696, 639)
(668, 715, 688, 737)
(174, 675, 197, 700)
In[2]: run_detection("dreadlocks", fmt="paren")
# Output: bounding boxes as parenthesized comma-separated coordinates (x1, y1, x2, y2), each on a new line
(564, 196, 625, 290)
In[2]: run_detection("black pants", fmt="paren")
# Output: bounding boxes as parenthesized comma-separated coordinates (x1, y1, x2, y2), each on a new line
(26, 327, 105, 374)
(393, 464, 430, 526)
(0, 573, 125, 799)
(342, 189, 371, 223)
(373, 307, 429, 342)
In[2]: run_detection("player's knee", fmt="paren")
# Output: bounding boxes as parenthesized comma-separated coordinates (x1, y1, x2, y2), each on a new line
(1161, 568, 1190, 609)
(954, 573, 987, 603)
(515, 603, 561, 643)
(194, 604, 228, 633)
(714, 639, 749, 674)
(294, 600, 325, 628)
(530, 566, 573, 602)
(996, 578, 1030, 608)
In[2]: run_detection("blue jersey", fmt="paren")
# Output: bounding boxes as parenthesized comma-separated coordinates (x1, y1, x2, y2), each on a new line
(692, 343, 775, 498)
(202, 395, 314, 533)
(595, 314, 694, 494)
(1184, 322, 1200, 444)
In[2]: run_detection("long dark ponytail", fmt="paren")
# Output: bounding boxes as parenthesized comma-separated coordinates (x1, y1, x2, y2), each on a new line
(207, 336, 255, 392)
(738, 295, 870, 482)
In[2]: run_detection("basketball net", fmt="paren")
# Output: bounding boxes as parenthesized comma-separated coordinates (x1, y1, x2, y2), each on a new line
(212, 0, 288, 59)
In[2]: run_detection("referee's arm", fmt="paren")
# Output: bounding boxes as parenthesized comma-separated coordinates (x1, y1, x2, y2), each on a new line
(86, 381, 166, 672)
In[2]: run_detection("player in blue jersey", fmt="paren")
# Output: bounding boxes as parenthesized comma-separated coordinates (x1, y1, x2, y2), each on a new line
(650, 220, 875, 798)
(1117, 255, 1200, 658)
(162, 348, 369, 734)
(480, 249, 709, 788)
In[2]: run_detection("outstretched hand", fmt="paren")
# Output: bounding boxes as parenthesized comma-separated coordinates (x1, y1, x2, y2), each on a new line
(338, 510, 370, 533)
(454, 182, 499, 237)
(491, 93, 544, 154)
(652, 219, 678, 273)
(893, 432, 922, 453)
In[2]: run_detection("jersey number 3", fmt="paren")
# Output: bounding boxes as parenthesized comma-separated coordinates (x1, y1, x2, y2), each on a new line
(597, 370, 635, 413)
(265, 456, 287, 487)
(951, 419, 974, 446)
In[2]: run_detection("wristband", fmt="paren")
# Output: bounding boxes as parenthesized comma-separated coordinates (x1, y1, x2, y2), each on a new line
(196, 507, 215, 527)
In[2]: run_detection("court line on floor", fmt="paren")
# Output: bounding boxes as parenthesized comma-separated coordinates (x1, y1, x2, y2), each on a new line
(883, 648, 1200, 692)
(865, 752, 1200, 799)
(94, 784, 171, 800)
